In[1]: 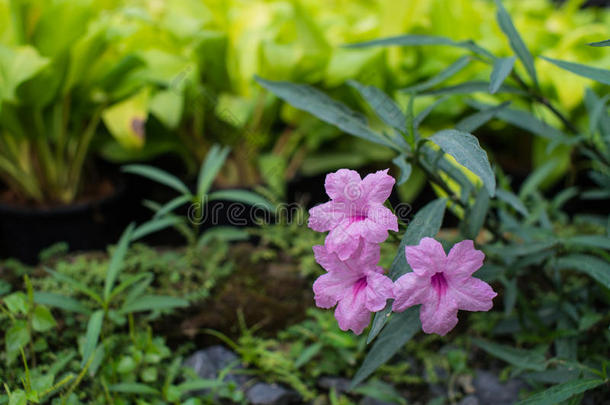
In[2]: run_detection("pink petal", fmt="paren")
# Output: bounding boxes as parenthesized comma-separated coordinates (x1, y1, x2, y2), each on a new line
(447, 277, 497, 312)
(314, 242, 381, 273)
(392, 272, 430, 312)
(360, 169, 395, 204)
(404, 237, 447, 276)
(325, 169, 362, 201)
(353, 219, 389, 244)
(334, 288, 370, 335)
(312, 245, 348, 273)
(325, 220, 361, 260)
(366, 205, 399, 232)
(312, 269, 360, 309)
(420, 291, 458, 336)
(446, 240, 485, 281)
(364, 272, 394, 312)
(308, 201, 347, 232)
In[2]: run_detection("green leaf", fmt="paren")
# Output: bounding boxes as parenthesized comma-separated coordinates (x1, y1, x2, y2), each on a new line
(45, 268, 103, 305)
(132, 217, 183, 241)
(467, 101, 572, 144)
(102, 89, 150, 149)
(32, 306, 56, 332)
(541, 56, 610, 86)
(107, 273, 153, 303)
(5, 321, 30, 363)
(108, 383, 159, 395)
(34, 292, 91, 315)
(153, 195, 191, 218)
(472, 338, 547, 371)
(589, 39, 610, 47)
(496, 189, 529, 216)
(120, 295, 188, 314)
(149, 89, 184, 129)
(294, 342, 323, 369)
(429, 129, 496, 196)
(516, 379, 604, 405)
(197, 144, 231, 199)
(208, 189, 274, 211)
(495, 0, 538, 85)
(414, 96, 450, 129)
(368, 198, 446, 342)
(122, 165, 191, 196)
(563, 235, 610, 251)
(348, 80, 406, 133)
(0, 45, 49, 102)
(3, 292, 28, 315)
(489, 56, 516, 94)
(461, 187, 490, 239)
(176, 379, 224, 394)
(351, 307, 420, 388)
(555, 255, 610, 289)
(456, 101, 511, 133)
(519, 159, 561, 198)
(82, 310, 104, 367)
(7, 390, 27, 405)
(402, 56, 471, 93)
(344, 34, 494, 59)
(104, 223, 135, 301)
(255, 77, 397, 150)
(197, 227, 249, 249)
(423, 81, 525, 96)
(392, 155, 412, 185)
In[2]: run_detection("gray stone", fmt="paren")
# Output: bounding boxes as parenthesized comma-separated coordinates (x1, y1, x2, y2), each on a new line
(184, 345, 249, 390)
(246, 382, 301, 405)
(458, 395, 480, 405)
(317, 376, 351, 394)
(473, 370, 527, 405)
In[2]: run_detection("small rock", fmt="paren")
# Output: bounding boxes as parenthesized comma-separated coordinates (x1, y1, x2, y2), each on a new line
(184, 345, 249, 390)
(317, 377, 351, 394)
(458, 395, 480, 405)
(246, 382, 301, 405)
(473, 370, 527, 405)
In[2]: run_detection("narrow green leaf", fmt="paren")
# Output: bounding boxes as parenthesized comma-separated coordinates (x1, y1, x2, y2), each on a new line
(108, 273, 152, 303)
(467, 100, 572, 144)
(208, 189, 274, 211)
(429, 129, 496, 196)
(108, 383, 159, 395)
(516, 379, 604, 405)
(456, 101, 511, 133)
(519, 159, 561, 198)
(368, 198, 446, 342)
(344, 34, 494, 59)
(104, 223, 135, 301)
(423, 81, 526, 96)
(348, 80, 406, 133)
(176, 379, 224, 393)
(489, 56, 516, 94)
(45, 268, 103, 305)
(81, 310, 104, 367)
(392, 155, 412, 185)
(541, 56, 610, 85)
(295, 342, 323, 369)
(589, 39, 610, 47)
(131, 217, 183, 241)
(197, 144, 230, 199)
(255, 77, 397, 150)
(495, 0, 538, 85)
(402, 56, 471, 93)
(472, 338, 547, 371)
(556, 254, 610, 288)
(414, 96, 450, 129)
(563, 235, 610, 251)
(496, 189, 529, 216)
(461, 187, 490, 239)
(197, 227, 249, 249)
(154, 195, 191, 218)
(34, 292, 91, 315)
(352, 307, 420, 388)
(120, 295, 188, 314)
(122, 165, 190, 195)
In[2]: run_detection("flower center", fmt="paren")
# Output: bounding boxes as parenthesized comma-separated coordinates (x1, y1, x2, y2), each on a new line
(353, 277, 368, 296)
(349, 214, 367, 224)
(430, 272, 448, 296)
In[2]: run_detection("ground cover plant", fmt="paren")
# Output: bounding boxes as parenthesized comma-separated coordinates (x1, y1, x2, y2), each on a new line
(0, 1, 609, 405)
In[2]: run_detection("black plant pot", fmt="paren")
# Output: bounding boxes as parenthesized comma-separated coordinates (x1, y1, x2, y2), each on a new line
(0, 179, 131, 265)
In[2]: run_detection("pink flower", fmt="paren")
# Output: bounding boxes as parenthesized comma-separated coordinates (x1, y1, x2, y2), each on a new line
(312, 242, 394, 335)
(392, 238, 497, 336)
(308, 169, 398, 260)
